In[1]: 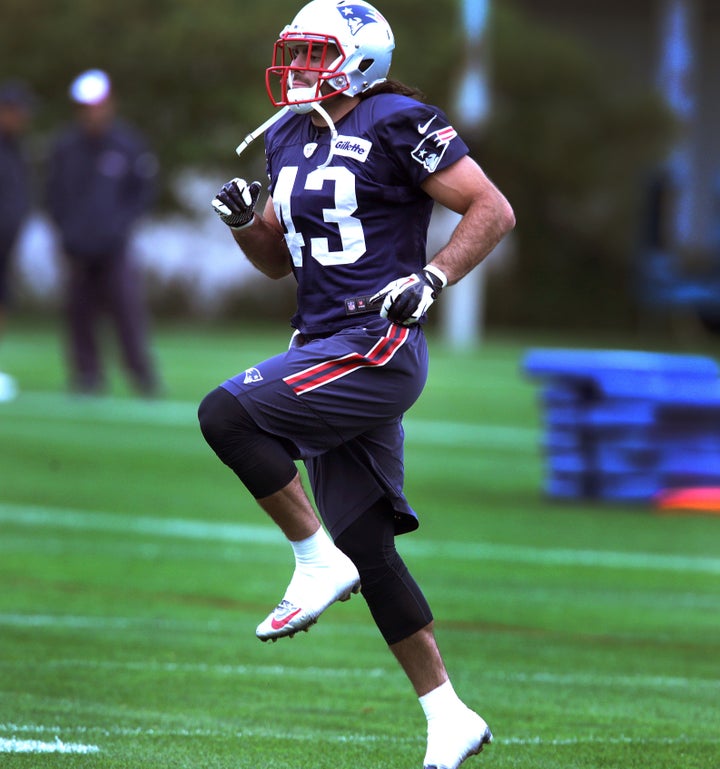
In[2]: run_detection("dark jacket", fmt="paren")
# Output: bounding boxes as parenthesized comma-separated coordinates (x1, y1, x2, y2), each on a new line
(46, 119, 157, 261)
(0, 132, 31, 254)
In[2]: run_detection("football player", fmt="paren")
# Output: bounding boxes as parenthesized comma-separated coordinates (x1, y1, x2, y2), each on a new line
(0, 80, 33, 401)
(200, 2, 515, 767)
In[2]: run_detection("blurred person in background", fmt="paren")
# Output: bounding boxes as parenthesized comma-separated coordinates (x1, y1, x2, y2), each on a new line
(0, 79, 34, 402)
(199, 1, 514, 768)
(45, 69, 160, 397)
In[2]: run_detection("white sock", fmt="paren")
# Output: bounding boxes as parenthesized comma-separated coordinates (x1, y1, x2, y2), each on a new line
(290, 527, 338, 568)
(419, 680, 464, 721)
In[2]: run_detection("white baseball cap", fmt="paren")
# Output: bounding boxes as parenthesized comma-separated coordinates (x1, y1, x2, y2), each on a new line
(69, 69, 111, 105)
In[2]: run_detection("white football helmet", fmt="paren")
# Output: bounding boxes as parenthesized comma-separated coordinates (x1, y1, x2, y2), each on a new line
(266, 0, 395, 110)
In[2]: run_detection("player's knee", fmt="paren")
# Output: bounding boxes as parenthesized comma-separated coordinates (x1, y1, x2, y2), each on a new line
(198, 388, 221, 446)
(198, 386, 298, 499)
(335, 501, 433, 644)
(198, 386, 245, 449)
(346, 542, 433, 644)
(341, 537, 405, 590)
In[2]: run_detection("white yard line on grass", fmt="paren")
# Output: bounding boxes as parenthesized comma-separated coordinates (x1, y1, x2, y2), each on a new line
(1, 501, 719, 575)
(0, 613, 214, 631)
(486, 669, 720, 691)
(3, 657, 717, 692)
(0, 723, 715, 749)
(1, 391, 198, 427)
(0, 503, 285, 545)
(0, 736, 99, 754)
(38, 658, 388, 680)
(501, 735, 720, 746)
(1, 390, 539, 450)
(0, 720, 418, 746)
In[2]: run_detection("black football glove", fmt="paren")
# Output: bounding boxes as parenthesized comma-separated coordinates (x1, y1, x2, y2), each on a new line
(371, 264, 448, 325)
(211, 177, 262, 229)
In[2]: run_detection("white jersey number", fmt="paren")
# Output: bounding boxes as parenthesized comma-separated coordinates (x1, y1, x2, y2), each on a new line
(273, 165, 366, 267)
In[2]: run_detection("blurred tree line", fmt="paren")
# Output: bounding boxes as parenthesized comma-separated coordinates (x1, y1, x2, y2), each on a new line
(1, 0, 674, 330)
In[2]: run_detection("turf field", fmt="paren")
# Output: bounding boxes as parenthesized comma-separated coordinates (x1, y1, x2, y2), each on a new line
(0, 320, 718, 768)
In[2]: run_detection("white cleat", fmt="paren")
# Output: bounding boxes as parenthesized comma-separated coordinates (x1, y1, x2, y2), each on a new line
(423, 709, 493, 769)
(256, 551, 361, 642)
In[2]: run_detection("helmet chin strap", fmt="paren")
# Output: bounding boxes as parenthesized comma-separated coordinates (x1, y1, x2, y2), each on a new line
(305, 99, 338, 169)
(236, 87, 338, 169)
(285, 86, 339, 168)
(235, 107, 290, 157)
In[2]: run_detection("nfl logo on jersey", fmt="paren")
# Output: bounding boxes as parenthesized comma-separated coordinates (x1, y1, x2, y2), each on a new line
(243, 367, 264, 384)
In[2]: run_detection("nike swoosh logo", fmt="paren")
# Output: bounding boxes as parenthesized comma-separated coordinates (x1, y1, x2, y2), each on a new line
(271, 607, 302, 630)
(417, 115, 437, 135)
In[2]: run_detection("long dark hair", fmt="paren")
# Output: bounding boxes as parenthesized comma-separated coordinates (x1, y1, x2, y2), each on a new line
(359, 79, 425, 101)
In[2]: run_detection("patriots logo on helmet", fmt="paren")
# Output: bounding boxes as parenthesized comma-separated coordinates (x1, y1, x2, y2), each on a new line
(410, 125, 458, 173)
(339, 4, 383, 35)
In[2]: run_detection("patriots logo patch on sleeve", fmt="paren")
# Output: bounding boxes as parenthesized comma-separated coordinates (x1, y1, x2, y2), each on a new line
(410, 125, 458, 173)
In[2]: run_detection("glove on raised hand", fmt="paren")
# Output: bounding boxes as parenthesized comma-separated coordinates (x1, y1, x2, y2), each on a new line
(372, 264, 448, 326)
(211, 178, 262, 229)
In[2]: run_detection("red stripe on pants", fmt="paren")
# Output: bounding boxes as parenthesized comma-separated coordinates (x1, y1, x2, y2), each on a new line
(284, 324, 410, 395)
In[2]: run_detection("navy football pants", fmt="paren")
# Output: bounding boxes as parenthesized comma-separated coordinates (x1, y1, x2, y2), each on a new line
(198, 317, 434, 643)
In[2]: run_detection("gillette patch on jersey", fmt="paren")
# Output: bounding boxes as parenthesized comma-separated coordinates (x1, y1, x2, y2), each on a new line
(332, 135, 372, 162)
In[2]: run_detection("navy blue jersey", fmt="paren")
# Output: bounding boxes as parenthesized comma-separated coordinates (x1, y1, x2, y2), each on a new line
(265, 93, 469, 335)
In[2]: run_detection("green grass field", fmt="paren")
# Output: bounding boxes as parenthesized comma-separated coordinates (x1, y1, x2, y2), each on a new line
(1, 320, 718, 768)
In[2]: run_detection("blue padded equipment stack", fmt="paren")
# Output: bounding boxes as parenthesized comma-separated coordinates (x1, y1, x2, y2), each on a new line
(522, 349, 720, 501)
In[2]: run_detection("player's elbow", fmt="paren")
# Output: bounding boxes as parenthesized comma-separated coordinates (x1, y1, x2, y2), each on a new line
(261, 264, 293, 280)
(473, 188, 515, 240)
(497, 196, 516, 236)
